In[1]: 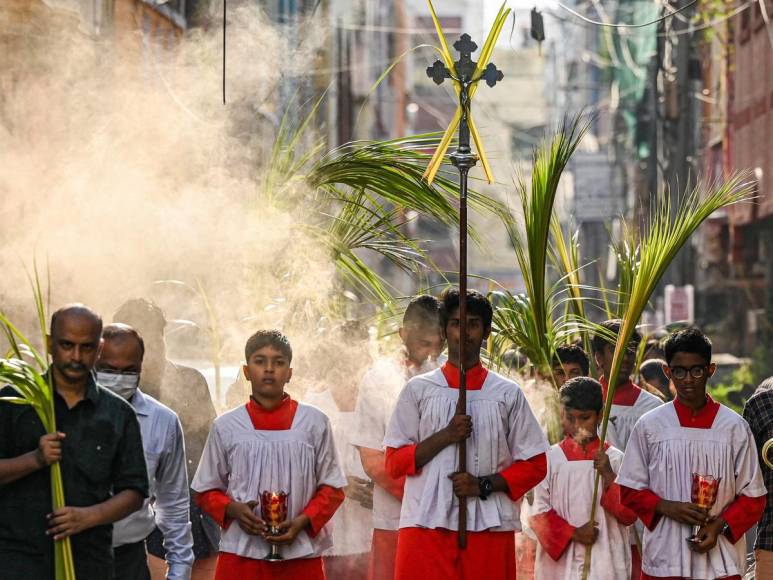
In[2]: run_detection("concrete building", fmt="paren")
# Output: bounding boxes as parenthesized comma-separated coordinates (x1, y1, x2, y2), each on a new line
(697, 1, 773, 355)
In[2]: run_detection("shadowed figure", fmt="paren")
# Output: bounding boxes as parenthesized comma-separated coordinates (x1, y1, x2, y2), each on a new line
(113, 298, 220, 574)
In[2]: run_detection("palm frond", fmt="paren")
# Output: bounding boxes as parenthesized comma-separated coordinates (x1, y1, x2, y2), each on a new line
(309, 133, 507, 234)
(549, 218, 590, 351)
(497, 115, 589, 375)
(610, 221, 640, 317)
(582, 173, 756, 578)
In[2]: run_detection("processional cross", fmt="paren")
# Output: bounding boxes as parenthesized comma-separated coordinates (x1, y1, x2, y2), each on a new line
(425, 24, 504, 550)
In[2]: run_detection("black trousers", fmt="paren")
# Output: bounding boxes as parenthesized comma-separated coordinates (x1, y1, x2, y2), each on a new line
(114, 541, 151, 580)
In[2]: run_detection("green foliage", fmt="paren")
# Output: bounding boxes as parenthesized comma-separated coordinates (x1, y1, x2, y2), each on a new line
(0, 266, 76, 580)
(260, 91, 507, 312)
(491, 115, 589, 377)
(582, 173, 755, 578)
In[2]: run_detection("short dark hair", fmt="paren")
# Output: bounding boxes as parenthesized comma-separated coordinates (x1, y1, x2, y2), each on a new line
(50, 304, 103, 338)
(439, 288, 493, 329)
(102, 323, 145, 358)
(114, 298, 166, 335)
(244, 330, 293, 363)
(553, 344, 590, 375)
(639, 358, 668, 386)
(591, 319, 642, 355)
(403, 294, 440, 330)
(663, 327, 712, 365)
(560, 376, 603, 412)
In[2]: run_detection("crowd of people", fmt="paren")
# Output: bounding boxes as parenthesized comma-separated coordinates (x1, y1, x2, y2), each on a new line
(0, 289, 771, 580)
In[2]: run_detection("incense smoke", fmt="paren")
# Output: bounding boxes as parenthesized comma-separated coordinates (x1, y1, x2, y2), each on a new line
(0, 4, 368, 399)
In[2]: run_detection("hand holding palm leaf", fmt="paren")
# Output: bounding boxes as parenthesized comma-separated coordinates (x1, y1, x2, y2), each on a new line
(0, 269, 76, 580)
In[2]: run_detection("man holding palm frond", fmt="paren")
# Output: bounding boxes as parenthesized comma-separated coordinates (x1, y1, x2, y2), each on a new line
(0, 304, 148, 579)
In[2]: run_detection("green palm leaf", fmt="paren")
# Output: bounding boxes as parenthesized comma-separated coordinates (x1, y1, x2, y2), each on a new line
(581, 173, 756, 578)
(0, 268, 76, 580)
(497, 115, 589, 375)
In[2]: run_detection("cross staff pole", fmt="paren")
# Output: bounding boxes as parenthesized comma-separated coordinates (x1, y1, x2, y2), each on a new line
(426, 34, 503, 550)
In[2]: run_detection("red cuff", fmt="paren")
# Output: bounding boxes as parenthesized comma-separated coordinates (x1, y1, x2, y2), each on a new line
(195, 489, 233, 529)
(620, 486, 661, 530)
(500, 453, 547, 502)
(530, 509, 575, 560)
(360, 449, 406, 500)
(302, 485, 345, 538)
(601, 483, 638, 526)
(720, 494, 766, 543)
(385, 445, 421, 479)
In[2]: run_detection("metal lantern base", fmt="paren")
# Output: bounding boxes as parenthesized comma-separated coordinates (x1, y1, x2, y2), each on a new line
(265, 526, 283, 560)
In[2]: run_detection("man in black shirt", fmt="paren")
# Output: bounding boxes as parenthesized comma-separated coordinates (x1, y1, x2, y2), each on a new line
(0, 304, 148, 579)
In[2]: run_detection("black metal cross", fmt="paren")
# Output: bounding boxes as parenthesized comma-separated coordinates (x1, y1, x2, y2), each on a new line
(425, 34, 503, 155)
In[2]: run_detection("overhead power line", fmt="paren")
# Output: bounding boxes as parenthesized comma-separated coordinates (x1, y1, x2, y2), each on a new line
(555, 0, 699, 28)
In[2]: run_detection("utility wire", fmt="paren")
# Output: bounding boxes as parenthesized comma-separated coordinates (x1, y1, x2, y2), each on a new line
(223, 0, 226, 104)
(546, 2, 754, 37)
(555, 0, 699, 28)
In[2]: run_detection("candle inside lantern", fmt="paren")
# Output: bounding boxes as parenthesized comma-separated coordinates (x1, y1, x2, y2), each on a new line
(691, 473, 720, 509)
(261, 490, 289, 560)
(687, 473, 721, 544)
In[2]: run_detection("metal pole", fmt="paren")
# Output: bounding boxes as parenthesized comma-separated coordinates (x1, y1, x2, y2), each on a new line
(426, 33, 502, 551)
(450, 79, 477, 549)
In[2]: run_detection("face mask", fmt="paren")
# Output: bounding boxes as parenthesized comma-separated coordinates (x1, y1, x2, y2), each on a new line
(97, 371, 140, 400)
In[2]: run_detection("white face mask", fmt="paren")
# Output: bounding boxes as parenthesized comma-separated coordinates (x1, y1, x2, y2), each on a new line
(97, 371, 140, 400)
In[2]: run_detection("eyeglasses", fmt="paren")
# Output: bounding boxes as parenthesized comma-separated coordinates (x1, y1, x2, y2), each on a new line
(669, 365, 708, 380)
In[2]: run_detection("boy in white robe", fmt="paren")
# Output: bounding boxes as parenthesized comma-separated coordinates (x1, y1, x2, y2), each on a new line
(593, 319, 662, 578)
(531, 377, 636, 579)
(350, 294, 444, 580)
(592, 319, 663, 452)
(384, 289, 549, 580)
(617, 327, 766, 580)
(191, 330, 347, 580)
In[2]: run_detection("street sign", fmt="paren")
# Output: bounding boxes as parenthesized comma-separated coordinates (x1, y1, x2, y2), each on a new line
(571, 152, 620, 220)
(664, 284, 694, 324)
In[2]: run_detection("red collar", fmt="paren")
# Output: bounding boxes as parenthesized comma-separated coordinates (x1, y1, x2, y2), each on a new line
(600, 376, 642, 406)
(672, 394, 720, 429)
(441, 361, 488, 390)
(246, 394, 298, 430)
(559, 436, 610, 461)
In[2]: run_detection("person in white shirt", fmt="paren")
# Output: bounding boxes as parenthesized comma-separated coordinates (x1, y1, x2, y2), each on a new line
(97, 324, 194, 580)
(350, 295, 444, 580)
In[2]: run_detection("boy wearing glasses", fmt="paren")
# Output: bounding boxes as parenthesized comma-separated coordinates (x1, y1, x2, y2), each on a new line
(616, 328, 766, 580)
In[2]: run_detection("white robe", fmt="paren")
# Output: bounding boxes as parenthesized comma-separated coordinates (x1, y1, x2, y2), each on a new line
(304, 389, 372, 556)
(349, 357, 422, 532)
(191, 403, 347, 560)
(383, 367, 549, 532)
(616, 402, 767, 578)
(533, 444, 631, 580)
(606, 388, 663, 451)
